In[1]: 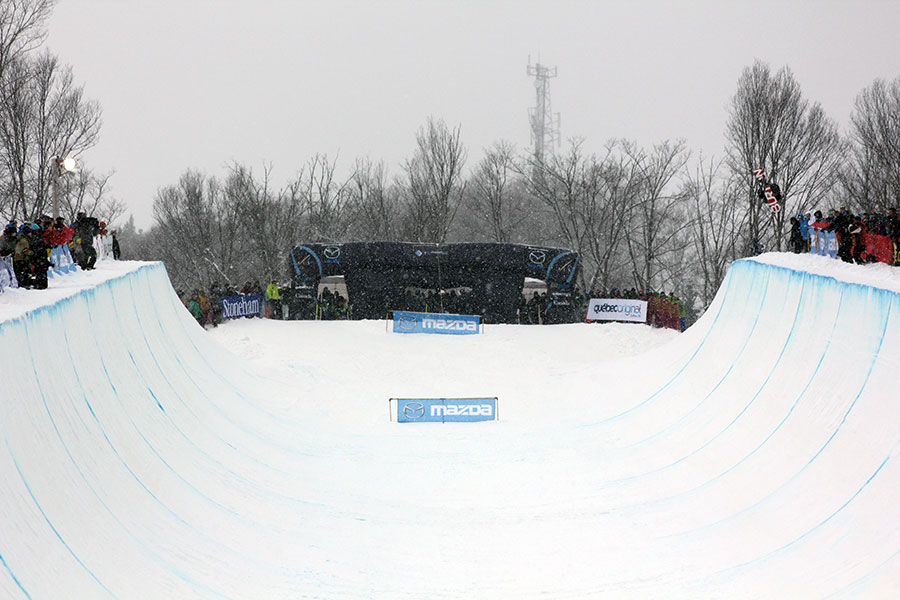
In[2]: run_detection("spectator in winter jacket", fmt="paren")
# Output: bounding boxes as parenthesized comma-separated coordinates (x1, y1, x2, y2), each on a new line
(111, 230, 121, 259)
(889, 208, 900, 241)
(798, 213, 810, 250)
(826, 208, 854, 262)
(889, 208, 900, 266)
(73, 212, 99, 270)
(810, 210, 828, 229)
(197, 289, 213, 327)
(188, 295, 202, 323)
(0, 224, 16, 258)
(848, 216, 865, 264)
(789, 217, 803, 253)
(25, 223, 51, 289)
(208, 281, 223, 326)
(266, 280, 282, 320)
(13, 224, 34, 288)
(49, 217, 74, 247)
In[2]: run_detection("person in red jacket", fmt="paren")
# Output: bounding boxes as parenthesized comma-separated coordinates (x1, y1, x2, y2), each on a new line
(50, 217, 74, 246)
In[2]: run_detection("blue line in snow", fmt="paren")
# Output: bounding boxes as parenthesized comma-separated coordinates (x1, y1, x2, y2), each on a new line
(722, 455, 890, 574)
(0, 551, 32, 599)
(7, 441, 117, 599)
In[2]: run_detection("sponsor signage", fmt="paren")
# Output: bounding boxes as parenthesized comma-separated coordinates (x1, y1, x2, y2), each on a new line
(587, 298, 647, 323)
(323, 245, 342, 263)
(221, 294, 263, 319)
(392, 311, 481, 335)
(810, 230, 838, 259)
(527, 247, 548, 267)
(394, 398, 498, 423)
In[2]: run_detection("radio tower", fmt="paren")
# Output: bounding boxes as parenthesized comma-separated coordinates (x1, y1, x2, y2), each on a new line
(527, 57, 561, 162)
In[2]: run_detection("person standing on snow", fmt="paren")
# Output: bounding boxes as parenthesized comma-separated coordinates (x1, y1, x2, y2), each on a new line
(266, 280, 282, 320)
(13, 224, 34, 288)
(27, 223, 52, 289)
(188, 294, 202, 323)
(789, 217, 803, 253)
(73, 212, 99, 269)
(111, 230, 121, 259)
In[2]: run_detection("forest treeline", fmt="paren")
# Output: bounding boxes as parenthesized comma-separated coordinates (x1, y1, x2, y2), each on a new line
(4, 1, 900, 315)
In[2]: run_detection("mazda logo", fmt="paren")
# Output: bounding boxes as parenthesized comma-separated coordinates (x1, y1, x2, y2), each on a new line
(402, 402, 425, 420)
(323, 246, 341, 260)
(528, 250, 546, 265)
(397, 314, 417, 330)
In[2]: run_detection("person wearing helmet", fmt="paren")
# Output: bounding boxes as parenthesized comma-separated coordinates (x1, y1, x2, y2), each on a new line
(0, 224, 17, 258)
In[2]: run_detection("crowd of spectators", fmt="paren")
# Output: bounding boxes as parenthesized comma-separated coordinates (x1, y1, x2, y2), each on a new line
(787, 207, 900, 264)
(314, 287, 352, 320)
(179, 279, 296, 326)
(187, 280, 688, 329)
(0, 213, 119, 291)
(518, 291, 550, 324)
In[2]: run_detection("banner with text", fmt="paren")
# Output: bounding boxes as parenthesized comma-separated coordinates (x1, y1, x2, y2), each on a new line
(394, 398, 497, 423)
(586, 298, 648, 323)
(392, 311, 481, 335)
(809, 229, 838, 258)
(221, 294, 263, 319)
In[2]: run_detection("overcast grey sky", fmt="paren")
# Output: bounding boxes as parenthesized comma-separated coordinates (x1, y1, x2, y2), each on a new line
(46, 0, 900, 230)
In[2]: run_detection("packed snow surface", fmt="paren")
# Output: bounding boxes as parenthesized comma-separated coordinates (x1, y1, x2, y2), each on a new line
(1, 253, 900, 598)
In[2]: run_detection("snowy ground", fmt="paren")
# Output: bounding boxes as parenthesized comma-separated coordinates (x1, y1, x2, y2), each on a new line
(2, 254, 900, 599)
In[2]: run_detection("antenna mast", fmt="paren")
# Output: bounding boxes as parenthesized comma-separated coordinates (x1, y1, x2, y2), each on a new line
(527, 57, 561, 162)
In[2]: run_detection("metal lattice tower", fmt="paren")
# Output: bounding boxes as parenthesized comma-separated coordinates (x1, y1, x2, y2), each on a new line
(527, 58, 561, 162)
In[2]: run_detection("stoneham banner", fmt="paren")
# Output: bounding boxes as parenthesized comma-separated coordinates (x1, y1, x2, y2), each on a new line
(220, 294, 263, 319)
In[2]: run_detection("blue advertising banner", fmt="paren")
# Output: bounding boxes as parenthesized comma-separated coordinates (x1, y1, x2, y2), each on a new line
(221, 294, 263, 319)
(392, 311, 481, 335)
(394, 398, 498, 423)
(810, 229, 838, 258)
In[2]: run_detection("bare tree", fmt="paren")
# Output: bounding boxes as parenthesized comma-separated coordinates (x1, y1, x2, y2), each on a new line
(0, 0, 53, 81)
(225, 163, 302, 282)
(519, 139, 635, 292)
(725, 60, 842, 251)
(345, 157, 399, 241)
(845, 76, 900, 212)
(686, 155, 745, 308)
(402, 117, 467, 243)
(621, 139, 691, 292)
(295, 153, 350, 242)
(0, 51, 101, 219)
(467, 140, 528, 243)
(60, 167, 124, 224)
(152, 171, 247, 290)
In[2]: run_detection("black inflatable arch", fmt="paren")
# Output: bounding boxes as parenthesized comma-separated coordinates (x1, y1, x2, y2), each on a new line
(287, 242, 580, 323)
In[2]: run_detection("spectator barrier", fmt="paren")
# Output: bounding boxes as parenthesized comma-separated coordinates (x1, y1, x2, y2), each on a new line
(220, 294, 264, 319)
(586, 299, 647, 323)
(0, 256, 17, 292)
(585, 296, 684, 331)
(48, 244, 78, 278)
(809, 229, 838, 258)
(809, 227, 897, 264)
